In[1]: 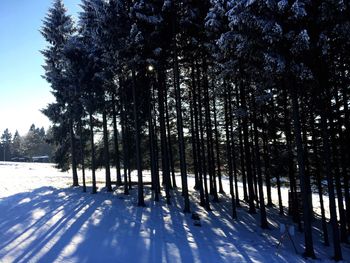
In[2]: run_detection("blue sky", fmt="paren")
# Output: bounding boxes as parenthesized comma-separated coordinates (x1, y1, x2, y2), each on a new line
(0, 0, 80, 136)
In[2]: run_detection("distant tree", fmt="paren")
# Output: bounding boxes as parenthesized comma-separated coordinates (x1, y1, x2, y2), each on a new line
(1, 129, 12, 161)
(21, 124, 53, 158)
(11, 130, 22, 158)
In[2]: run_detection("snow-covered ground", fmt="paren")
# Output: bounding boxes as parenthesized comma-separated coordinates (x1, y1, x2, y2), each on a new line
(0, 162, 349, 263)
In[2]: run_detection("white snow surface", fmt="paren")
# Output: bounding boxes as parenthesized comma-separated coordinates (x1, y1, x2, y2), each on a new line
(0, 162, 349, 263)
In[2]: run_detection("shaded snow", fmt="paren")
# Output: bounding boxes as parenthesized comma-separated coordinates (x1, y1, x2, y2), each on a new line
(0, 162, 349, 263)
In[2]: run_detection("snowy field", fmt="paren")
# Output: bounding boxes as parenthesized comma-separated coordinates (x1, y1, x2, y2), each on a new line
(0, 162, 349, 263)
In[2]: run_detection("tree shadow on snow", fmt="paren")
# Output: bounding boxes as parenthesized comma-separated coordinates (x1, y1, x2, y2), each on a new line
(0, 185, 348, 263)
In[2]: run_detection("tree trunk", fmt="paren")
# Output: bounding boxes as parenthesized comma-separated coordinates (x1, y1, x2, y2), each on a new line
(194, 63, 205, 206)
(224, 86, 237, 219)
(172, 1, 190, 213)
(261, 110, 273, 207)
(239, 82, 256, 214)
(202, 59, 218, 202)
(320, 103, 342, 260)
(198, 72, 210, 211)
(310, 111, 329, 246)
(158, 69, 171, 205)
(89, 112, 97, 194)
(237, 86, 248, 201)
(149, 82, 158, 201)
(228, 86, 240, 206)
(79, 120, 86, 193)
(273, 137, 284, 215)
(213, 95, 224, 194)
(69, 118, 79, 186)
(112, 94, 122, 186)
(190, 64, 200, 190)
(290, 85, 315, 258)
(250, 122, 259, 208)
(120, 86, 129, 195)
(132, 69, 145, 207)
(283, 88, 300, 225)
(165, 88, 176, 188)
(252, 98, 268, 229)
(301, 97, 313, 219)
(103, 109, 112, 192)
(338, 86, 350, 235)
(189, 88, 199, 190)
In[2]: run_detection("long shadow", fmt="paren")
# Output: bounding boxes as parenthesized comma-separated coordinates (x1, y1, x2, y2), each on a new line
(58, 188, 150, 262)
(0, 187, 98, 263)
(0, 187, 73, 244)
(0, 189, 76, 251)
(35, 195, 104, 263)
(1, 183, 347, 263)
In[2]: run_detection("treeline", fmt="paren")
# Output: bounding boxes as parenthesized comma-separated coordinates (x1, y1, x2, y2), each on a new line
(41, 0, 349, 260)
(0, 124, 54, 161)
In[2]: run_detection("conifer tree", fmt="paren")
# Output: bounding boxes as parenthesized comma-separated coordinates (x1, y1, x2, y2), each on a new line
(41, 0, 78, 185)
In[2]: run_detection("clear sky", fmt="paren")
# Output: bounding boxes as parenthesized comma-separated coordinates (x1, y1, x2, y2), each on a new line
(0, 0, 81, 137)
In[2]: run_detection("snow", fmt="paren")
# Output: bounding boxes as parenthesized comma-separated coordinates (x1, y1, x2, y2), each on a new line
(277, 0, 289, 12)
(0, 162, 349, 263)
(291, 1, 307, 18)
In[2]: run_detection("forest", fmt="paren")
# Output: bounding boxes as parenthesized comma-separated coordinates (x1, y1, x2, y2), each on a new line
(0, 125, 54, 161)
(40, 0, 350, 261)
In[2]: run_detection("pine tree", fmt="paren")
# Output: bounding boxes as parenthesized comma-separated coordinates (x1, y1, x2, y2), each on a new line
(41, 0, 78, 185)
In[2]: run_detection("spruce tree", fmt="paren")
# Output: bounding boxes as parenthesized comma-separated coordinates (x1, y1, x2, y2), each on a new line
(41, 0, 78, 185)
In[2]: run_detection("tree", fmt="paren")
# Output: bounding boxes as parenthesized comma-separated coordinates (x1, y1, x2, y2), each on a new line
(41, 0, 78, 185)
(1, 129, 12, 161)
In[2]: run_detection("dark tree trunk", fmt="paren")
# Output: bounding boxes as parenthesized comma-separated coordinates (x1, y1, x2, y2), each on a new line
(79, 120, 86, 193)
(198, 73, 210, 211)
(69, 118, 79, 186)
(126, 128, 132, 191)
(213, 95, 224, 194)
(239, 82, 256, 214)
(132, 69, 145, 207)
(252, 98, 268, 229)
(320, 103, 342, 260)
(152, 85, 161, 201)
(224, 86, 237, 219)
(103, 109, 112, 192)
(149, 82, 159, 201)
(329, 91, 347, 243)
(338, 87, 350, 235)
(189, 89, 199, 190)
(228, 86, 240, 207)
(89, 112, 97, 194)
(301, 98, 313, 219)
(273, 137, 284, 215)
(250, 122, 259, 208)
(120, 87, 129, 195)
(237, 86, 248, 201)
(202, 59, 218, 203)
(190, 64, 200, 190)
(317, 62, 342, 260)
(310, 111, 329, 246)
(165, 93, 177, 188)
(238, 120, 248, 201)
(158, 69, 171, 205)
(283, 88, 300, 225)
(194, 63, 205, 206)
(261, 108, 272, 207)
(262, 129, 272, 207)
(172, 2, 190, 213)
(165, 88, 176, 189)
(112, 94, 122, 186)
(290, 84, 315, 258)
